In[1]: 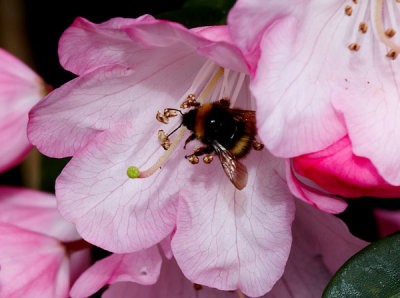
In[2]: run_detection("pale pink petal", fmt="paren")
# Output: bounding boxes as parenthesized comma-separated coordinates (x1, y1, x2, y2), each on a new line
(227, 0, 300, 72)
(0, 186, 80, 241)
(293, 136, 400, 198)
(59, 17, 247, 76)
(69, 249, 91, 285)
(29, 53, 205, 158)
(250, 12, 348, 158)
(102, 258, 237, 298)
(0, 49, 44, 172)
(159, 234, 173, 260)
(70, 246, 161, 298)
(0, 222, 69, 298)
(171, 151, 295, 297)
(333, 81, 400, 185)
(286, 160, 347, 214)
(374, 209, 400, 238)
(268, 200, 367, 297)
(56, 123, 192, 253)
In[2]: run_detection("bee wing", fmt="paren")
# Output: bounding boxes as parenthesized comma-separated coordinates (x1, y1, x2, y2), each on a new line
(212, 142, 248, 190)
(228, 109, 256, 123)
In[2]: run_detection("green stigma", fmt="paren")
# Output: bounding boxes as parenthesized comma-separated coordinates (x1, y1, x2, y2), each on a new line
(127, 166, 140, 178)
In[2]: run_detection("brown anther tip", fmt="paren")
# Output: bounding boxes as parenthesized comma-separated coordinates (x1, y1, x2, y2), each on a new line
(397, 0, 400, 3)
(386, 50, 398, 60)
(348, 43, 360, 51)
(156, 111, 169, 124)
(161, 139, 171, 150)
(186, 154, 199, 164)
(385, 28, 396, 38)
(193, 284, 203, 291)
(187, 94, 196, 100)
(252, 142, 264, 151)
(164, 108, 178, 118)
(359, 22, 368, 33)
(345, 5, 352, 16)
(352, 0, 357, 3)
(158, 130, 168, 143)
(203, 155, 214, 164)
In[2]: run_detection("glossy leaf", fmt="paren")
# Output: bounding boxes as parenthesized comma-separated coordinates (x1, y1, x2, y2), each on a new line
(323, 232, 400, 297)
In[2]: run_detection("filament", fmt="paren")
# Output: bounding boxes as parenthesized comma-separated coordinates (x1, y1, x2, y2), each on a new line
(374, 0, 400, 53)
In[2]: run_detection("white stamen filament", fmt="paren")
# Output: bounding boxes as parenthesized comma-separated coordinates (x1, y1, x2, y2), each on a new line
(137, 67, 225, 178)
(374, 0, 400, 53)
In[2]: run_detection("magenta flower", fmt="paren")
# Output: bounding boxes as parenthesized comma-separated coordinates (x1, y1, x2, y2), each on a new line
(228, 0, 400, 193)
(0, 49, 46, 173)
(99, 201, 367, 298)
(0, 187, 90, 297)
(27, 16, 299, 296)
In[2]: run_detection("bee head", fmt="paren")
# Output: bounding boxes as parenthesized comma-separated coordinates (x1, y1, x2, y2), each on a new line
(182, 109, 197, 131)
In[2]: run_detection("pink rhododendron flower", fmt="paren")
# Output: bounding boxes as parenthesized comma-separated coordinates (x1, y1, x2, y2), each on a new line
(99, 201, 366, 298)
(228, 0, 400, 194)
(0, 49, 46, 173)
(27, 16, 304, 296)
(0, 186, 90, 297)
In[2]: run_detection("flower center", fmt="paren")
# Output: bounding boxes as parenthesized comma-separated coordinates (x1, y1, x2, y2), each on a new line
(345, 0, 400, 59)
(127, 61, 249, 179)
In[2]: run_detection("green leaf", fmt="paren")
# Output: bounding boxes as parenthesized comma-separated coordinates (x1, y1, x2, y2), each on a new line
(323, 232, 400, 298)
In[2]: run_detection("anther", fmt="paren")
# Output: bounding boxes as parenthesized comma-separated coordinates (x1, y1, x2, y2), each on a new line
(348, 43, 360, 51)
(359, 22, 368, 33)
(164, 108, 178, 118)
(252, 141, 264, 151)
(385, 28, 396, 38)
(180, 94, 200, 109)
(203, 155, 213, 164)
(156, 111, 169, 124)
(345, 5, 353, 16)
(158, 130, 167, 143)
(352, 0, 357, 3)
(186, 154, 199, 164)
(386, 49, 398, 60)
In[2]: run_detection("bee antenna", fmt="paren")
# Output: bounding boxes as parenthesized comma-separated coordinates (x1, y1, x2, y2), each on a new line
(167, 122, 183, 138)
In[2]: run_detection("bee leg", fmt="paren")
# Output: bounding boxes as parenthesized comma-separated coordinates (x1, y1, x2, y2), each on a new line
(219, 97, 230, 108)
(183, 133, 196, 149)
(252, 140, 264, 151)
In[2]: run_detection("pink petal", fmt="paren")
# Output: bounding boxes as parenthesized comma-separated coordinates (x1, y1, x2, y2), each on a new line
(333, 81, 400, 185)
(0, 186, 80, 241)
(171, 151, 295, 297)
(159, 235, 173, 260)
(59, 17, 247, 76)
(286, 160, 348, 214)
(268, 200, 367, 297)
(251, 13, 347, 158)
(69, 249, 91, 285)
(374, 209, 400, 238)
(0, 222, 69, 298)
(28, 53, 205, 158)
(102, 258, 237, 298)
(55, 123, 192, 253)
(227, 0, 298, 73)
(0, 49, 44, 172)
(293, 136, 400, 198)
(70, 246, 161, 298)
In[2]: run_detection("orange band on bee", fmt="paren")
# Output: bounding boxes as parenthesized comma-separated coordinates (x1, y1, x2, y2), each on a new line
(194, 103, 212, 138)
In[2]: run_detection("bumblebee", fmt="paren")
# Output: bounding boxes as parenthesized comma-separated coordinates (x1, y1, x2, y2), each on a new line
(180, 97, 262, 190)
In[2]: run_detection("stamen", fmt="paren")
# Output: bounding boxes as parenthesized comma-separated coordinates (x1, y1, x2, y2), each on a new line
(385, 28, 396, 38)
(345, 5, 353, 16)
(353, 0, 357, 4)
(348, 43, 361, 51)
(359, 22, 368, 33)
(374, 0, 400, 58)
(130, 67, 224, 179)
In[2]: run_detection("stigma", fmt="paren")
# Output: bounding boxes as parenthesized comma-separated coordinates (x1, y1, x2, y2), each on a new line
(344, 0, 400, 60)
